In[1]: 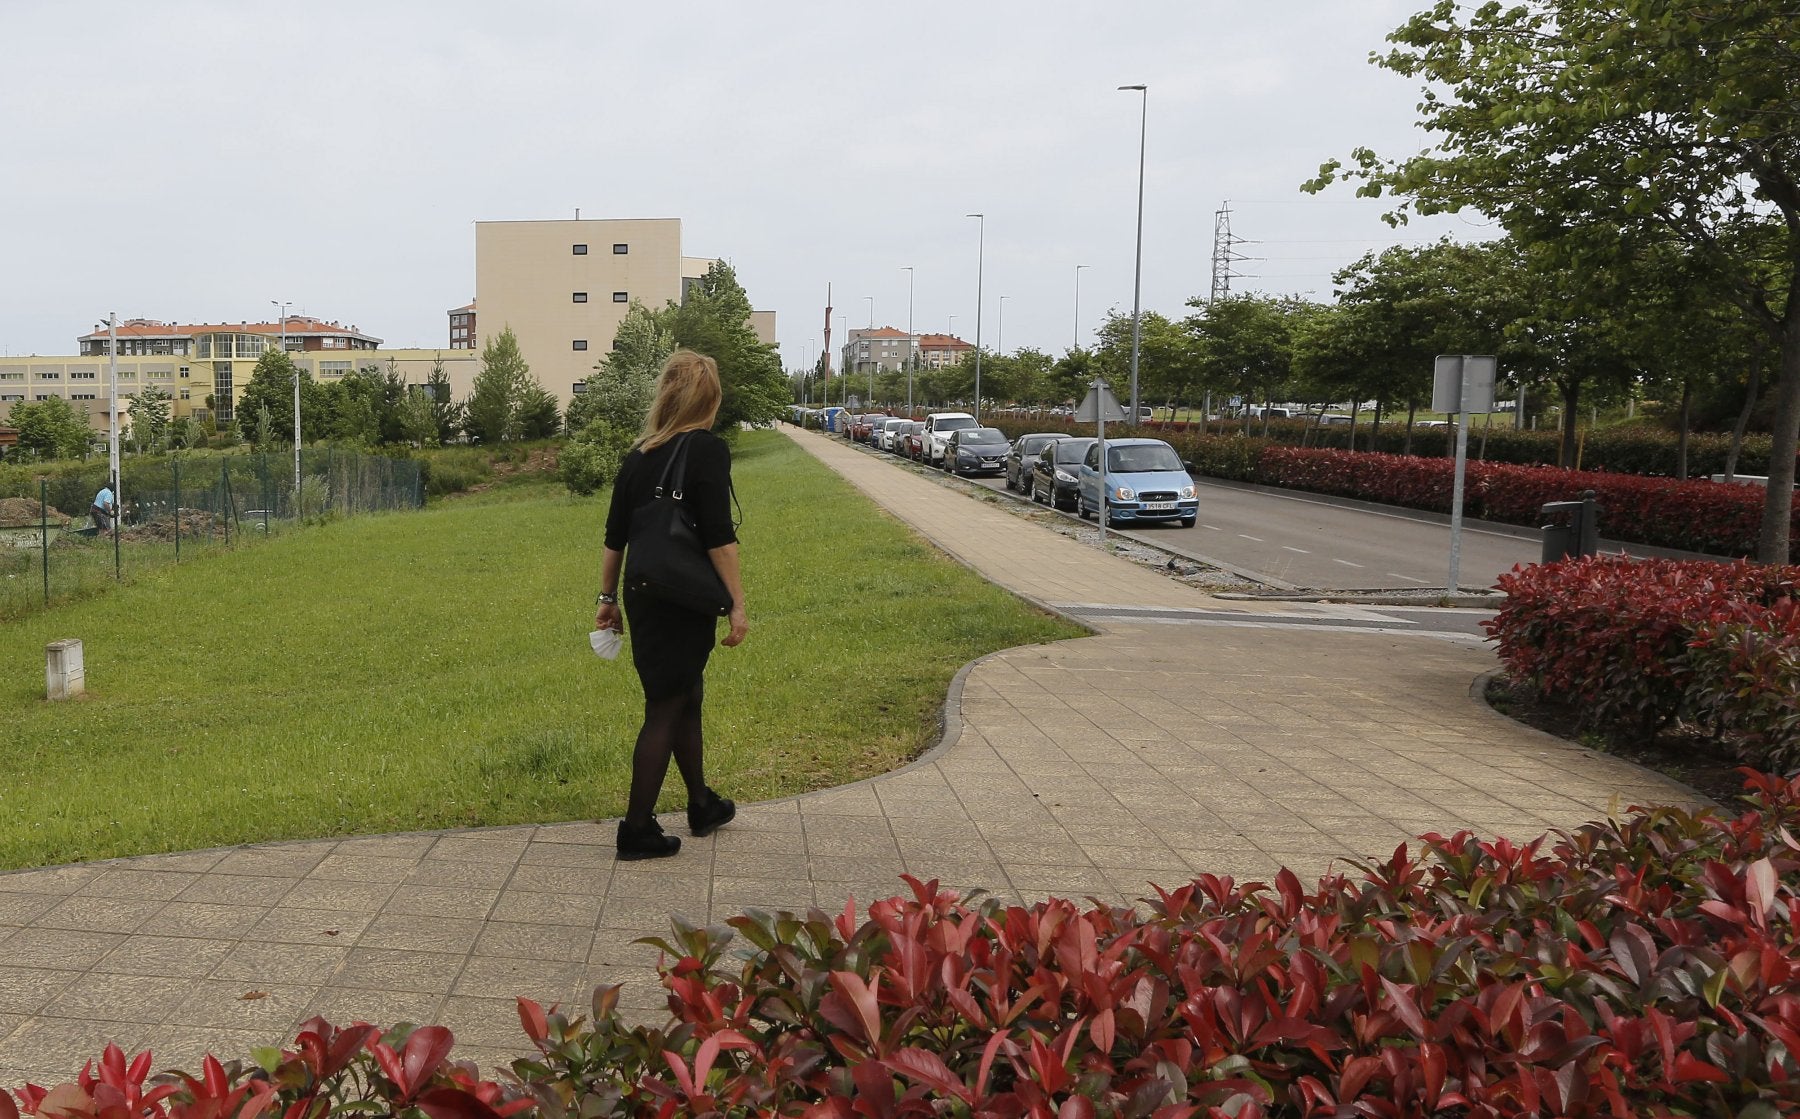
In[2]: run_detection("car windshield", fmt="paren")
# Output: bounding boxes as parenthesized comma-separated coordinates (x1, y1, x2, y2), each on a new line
(963, 428, 1007, 447)
(1019, 435, 1060, 455)
(935, 416, 977, 431)
(1107, 444, 1184, 472)
(1054, 440, 1095, 463)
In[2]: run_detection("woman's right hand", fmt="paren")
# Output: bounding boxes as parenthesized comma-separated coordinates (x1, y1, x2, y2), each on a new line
(595, 602, 623, 633)
(722, 603, 748, 647)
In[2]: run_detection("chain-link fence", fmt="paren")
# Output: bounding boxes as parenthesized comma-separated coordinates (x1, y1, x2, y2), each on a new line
(0, 448, 423, 619)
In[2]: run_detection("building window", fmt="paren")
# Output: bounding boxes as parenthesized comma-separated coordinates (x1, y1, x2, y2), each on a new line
(572, 340, 588, 351)
(179, 389, 190, 400)
(72, 393, 96, 400)
(613, 243, 628, 254)
(572, 381, 587, 395)
(179, 367, 189, 377)
(612, 291, 628, 303)
(572, 292, 588, 303)
(573, 243, 588, 255)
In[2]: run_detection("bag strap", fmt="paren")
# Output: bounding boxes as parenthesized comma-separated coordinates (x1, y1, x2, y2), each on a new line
(651, 432, 694, 500)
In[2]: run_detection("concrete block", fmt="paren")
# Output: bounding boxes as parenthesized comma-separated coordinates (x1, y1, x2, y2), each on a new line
(46, 638, 84, 701)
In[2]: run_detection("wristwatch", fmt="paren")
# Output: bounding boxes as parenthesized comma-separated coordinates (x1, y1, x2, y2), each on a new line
(596, 591, 618, 606)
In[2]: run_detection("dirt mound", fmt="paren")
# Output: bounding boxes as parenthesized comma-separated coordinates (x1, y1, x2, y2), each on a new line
(123, 508, 226, 542)
(0, 497, 71, 524)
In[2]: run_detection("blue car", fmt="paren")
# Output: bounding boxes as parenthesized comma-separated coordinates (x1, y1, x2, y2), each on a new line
(1075, 437, 1198, 527)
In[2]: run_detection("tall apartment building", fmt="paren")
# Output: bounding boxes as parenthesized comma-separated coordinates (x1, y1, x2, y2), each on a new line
(474, 217, 775, 405)
(447, 302, 476, 349)
(840, 327, 917, 374)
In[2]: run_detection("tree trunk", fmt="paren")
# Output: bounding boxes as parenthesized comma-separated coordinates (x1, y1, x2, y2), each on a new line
(1725, 340, 1764, 482)
(1676, 376, 1692, 481)
(1350, 398, 1361, 452)
(1479, 409, 1492, 461)
(1404, 400, 1417, 456)
(1371, 398, 1383, 452)
(1757, 312, 1799, 565)
(1559, 379, 1581, 469)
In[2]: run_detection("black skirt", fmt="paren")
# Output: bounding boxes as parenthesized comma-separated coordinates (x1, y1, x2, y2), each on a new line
(624, 587, 718, 701)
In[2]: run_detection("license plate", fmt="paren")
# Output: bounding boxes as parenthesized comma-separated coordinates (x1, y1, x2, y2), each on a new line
(1144, 501, 1176, 511)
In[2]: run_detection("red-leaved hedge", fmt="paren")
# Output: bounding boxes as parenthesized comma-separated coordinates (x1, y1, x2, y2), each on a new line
(1254, 447, 1795, 558)
(1485, 556, 1800, 766)
(15, 772, 1800, 1118)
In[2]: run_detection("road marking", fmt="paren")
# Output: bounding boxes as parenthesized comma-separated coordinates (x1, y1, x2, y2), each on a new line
(1386, 572, 1430, 584)
(1201, 523, 1221, 531)
(1237, 534, 1264, 542)
(1333, 558, 1365, 568)
(1282, 546, 1310, 554)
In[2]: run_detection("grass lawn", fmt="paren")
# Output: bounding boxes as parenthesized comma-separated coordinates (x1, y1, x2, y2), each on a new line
(0, 430, 1082, 869)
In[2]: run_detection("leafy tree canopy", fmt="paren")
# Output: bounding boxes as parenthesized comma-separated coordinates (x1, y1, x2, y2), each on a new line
(1307, 0, 1800, 560)
(10, 397, 93, 461)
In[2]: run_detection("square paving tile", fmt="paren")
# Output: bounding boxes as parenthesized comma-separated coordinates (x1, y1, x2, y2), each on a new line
(435, 996, 535, 1048)
(304, 987, 445, 1026)
(0, 929, 124, 970)
(0, 967, 79, 1013)
(304, 854, 419, 884)
(149, 902, 267, 939)
(94, 935, 235, 979)
(277, 881, 398, 912)
(0, 866, 104, 896)
(472, 922, 592, 963)
(166, 980, 319, 1031)
(332, 949, 465, 993)
(134, 1026, 267, 1074)
(452, 956, 583, 1002)
(0, 894, 60, 928)
(383, 885, 501, 919)
(490, 892, 605, 928)
(174, 875, 298, 907)
(239, 908, 371, 945)
(405, 860, 517, 889)
(211, 848, 327, 878)
(51, 973, 196, 1024)
(211, 942, 350, 986)
(356, 914, 485, 955)
(76, 870, 202, 901)
(33, 896, 165, 935)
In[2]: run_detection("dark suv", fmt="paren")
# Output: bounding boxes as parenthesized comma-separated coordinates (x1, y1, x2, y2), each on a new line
(1004, 433, 1068, 493)
(1029, 437, 1096, 511)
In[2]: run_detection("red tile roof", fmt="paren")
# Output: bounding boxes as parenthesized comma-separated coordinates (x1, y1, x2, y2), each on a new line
(852, 326, 911, 339)
(77, 317, 378, 342)
(917, 333, 971, 349)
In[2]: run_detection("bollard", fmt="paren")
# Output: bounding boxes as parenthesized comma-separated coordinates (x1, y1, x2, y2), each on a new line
(46, 639, 84, 700)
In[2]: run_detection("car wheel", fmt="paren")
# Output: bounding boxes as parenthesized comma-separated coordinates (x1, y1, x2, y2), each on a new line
(1180, 517, 1196, 528)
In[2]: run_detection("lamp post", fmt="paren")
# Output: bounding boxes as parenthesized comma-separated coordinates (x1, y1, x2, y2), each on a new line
(272, 300, 294, 497)
(836, 314, 848, 406)
(901, 266, 915, 413)
(966, 212, 985, 421)
(1119, 83, 1147, 420)
(998, 296, 1009, 355)
(863, 296, 875, 405)
(106, 311, 119, 517)
(1074, 265, 1090, 350)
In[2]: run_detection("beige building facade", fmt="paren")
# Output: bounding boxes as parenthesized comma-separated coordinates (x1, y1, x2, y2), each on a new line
(475, 218, 775, 405)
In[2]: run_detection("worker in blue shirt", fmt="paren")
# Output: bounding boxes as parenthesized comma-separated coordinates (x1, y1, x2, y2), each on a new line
(91, 484, 116, 532)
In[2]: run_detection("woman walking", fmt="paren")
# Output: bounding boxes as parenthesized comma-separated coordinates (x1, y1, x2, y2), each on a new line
(595, 350, 747, 859)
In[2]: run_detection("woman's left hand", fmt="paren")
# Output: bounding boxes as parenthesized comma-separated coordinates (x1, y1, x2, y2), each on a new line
(595, 602, 623, 633)
(723, 603, 748, 647)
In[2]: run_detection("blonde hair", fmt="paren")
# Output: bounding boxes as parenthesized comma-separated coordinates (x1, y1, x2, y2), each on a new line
(637, 350, 722, 451)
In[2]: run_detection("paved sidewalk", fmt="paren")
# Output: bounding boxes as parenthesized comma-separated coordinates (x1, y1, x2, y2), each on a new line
(0, 426, 1704, 1087)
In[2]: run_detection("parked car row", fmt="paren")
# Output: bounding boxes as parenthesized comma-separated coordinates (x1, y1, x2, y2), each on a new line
(838, 411, 1199, 529)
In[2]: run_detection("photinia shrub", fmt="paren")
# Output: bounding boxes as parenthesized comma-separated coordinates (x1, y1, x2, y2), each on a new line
(17, 775, 1800, 1118)
(1486, 555, 1800, 761)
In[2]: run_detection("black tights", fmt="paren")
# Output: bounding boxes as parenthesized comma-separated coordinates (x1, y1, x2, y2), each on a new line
(624, 680, 706, 826)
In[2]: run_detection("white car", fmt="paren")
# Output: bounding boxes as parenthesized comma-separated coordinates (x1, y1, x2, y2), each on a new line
(877, 417, 912, 452)
(921, 411, 978, 466)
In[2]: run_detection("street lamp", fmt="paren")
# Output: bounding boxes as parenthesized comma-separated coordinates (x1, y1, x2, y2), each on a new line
(901, 266, 915, 412)
(998, 296, 1009, 355)
(966, 213, 985, 421)
(836, 314, 848, 405)
(863, 296, 875, 405)
(1119, 83, 1148, 420)
(1074, 265, 1090, 350)
(271, 300, 295, 497)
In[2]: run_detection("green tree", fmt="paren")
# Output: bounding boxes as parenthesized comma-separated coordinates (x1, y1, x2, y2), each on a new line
(318, 368, 384, 444)
(517, 382, 561, 440)
(10, 397, 92, 461)
(236, 348, 326, 444)
(126, 386, 173, 452)
(464, 327, 531, 444)
(425, 358, 463, 444)
(1045, 348, 1094, 407)
(667, 261, 788, 429)
(1183, 296, 1319, 425)
(1309, 0, 1800, 559)
(396, 388, 438, 447)
(567, 301, 669, 434)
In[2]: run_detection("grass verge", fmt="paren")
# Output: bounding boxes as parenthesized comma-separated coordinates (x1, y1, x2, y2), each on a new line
(0, 430, 1082, 869)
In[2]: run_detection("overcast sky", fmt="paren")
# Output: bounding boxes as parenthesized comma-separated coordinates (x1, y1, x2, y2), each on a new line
(0, 0, 1492, 366)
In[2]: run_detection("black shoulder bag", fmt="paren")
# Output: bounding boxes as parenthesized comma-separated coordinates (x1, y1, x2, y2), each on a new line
(622, 433, 734, 616)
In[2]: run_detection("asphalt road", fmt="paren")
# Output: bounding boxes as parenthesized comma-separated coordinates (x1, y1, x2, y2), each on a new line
(959, 466, 1543, 592)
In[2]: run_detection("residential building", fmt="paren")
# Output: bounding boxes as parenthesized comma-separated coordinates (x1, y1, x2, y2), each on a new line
(76, 317, 381, 357)
(917, 333, 973, 369)
(448, 302, 476, 349)
(475, 218, 775, 405)
(840, 327, 916, 374)
(0, 342, 480, 431)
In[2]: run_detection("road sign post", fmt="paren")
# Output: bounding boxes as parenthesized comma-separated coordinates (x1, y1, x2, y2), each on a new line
(1076, 379, 1127, 545)
(1432, 355, 1497, 593)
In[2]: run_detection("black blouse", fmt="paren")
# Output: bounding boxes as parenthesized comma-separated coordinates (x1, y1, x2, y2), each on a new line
(603, 430, 738, 552)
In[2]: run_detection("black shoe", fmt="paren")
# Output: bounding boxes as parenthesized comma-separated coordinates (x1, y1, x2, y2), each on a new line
(616, 818, 680, 860)
(687, 787, 736, 837)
